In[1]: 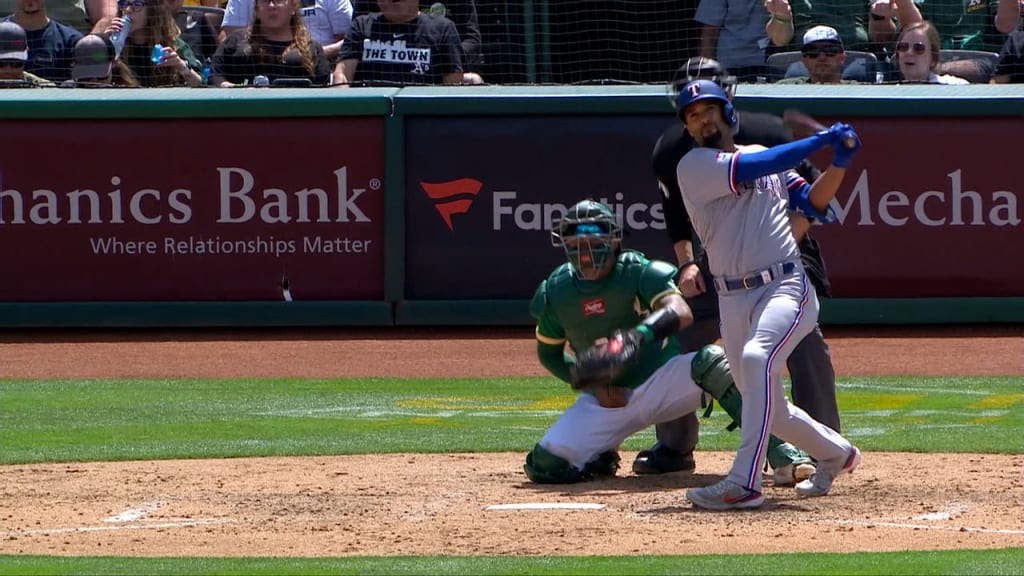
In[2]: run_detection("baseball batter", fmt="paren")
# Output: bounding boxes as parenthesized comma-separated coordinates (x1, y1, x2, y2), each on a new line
(675, 80, 862, 509)
(524, 199, 815, 484)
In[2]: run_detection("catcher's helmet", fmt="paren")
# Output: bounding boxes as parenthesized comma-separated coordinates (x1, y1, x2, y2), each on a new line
(552, 200, 622, 280)
(675, 79, 737, 128)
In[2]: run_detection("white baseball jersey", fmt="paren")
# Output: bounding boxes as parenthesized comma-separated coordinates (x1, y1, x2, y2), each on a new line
(223, 0, 353, 45)
(676, 144, 801, 278)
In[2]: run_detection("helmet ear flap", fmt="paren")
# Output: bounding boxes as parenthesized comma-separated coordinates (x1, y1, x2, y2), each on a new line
(722, 101, 737, 127)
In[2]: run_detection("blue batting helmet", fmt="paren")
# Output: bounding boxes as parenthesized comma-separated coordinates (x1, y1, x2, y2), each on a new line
(675, 79, 737, 127)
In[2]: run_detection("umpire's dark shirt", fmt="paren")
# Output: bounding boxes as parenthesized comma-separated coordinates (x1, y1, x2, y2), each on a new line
(652, 111, 832, 298)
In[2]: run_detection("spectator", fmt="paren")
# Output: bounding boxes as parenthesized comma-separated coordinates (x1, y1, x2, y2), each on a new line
(210, 0, 332, 86)
(911, 0, 1020, 52)
(695, 0, 771, 81)
(765, 0, 872, 52)
(885, 0, 1016, 81)
(776, 25, 865, 84)
(67, 32, 139, 84)
(895, 20, 969, 84)
(220, 0, 351, 61)
(334, 0, 462, 86)
(2, 0, 82, 81)
(168, 0, 217, 61)
(104, 0, 202, 85)
(0, 20, 55, 84)
(991, 29, 1024, 83)
(353, 0, 478, 70)
(0, 0, 119, 34)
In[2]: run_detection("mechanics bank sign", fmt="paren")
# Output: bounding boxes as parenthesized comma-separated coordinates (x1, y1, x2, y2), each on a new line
(0, 117, 385, 301)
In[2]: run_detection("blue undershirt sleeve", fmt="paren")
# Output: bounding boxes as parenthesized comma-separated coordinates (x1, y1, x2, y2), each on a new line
(734, 135, 829, 183)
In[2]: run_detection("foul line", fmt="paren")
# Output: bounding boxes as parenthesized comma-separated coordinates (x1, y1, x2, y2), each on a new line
(822, 518, 1024, 535)
(2, 518, 234, 538)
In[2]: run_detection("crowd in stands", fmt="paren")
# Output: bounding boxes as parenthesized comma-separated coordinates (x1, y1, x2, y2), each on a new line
(0, 0, 1020, 87)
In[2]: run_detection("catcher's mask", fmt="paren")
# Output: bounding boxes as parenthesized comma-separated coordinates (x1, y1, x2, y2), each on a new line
(552, 200, 622, 281)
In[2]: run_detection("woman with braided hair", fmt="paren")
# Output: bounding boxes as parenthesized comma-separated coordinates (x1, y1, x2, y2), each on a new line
(209, 0, 332, 87)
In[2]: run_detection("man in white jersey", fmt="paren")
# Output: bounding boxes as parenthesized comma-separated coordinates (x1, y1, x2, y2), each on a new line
(675, 79, 863, 510)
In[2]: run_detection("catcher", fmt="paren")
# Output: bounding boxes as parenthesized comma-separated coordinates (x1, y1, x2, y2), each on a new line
(524, 199, 815, 484)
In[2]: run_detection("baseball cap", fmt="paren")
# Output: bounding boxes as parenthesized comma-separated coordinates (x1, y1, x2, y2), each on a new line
(802, 25, 844, 50)
(0, 21, 28, 62)
(72, 35, 114, 81)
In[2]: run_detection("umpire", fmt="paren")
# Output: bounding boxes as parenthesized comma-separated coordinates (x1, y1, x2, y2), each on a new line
(632, 57, 841, 476)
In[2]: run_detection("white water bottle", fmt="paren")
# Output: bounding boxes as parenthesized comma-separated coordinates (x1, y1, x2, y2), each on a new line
(110, 16, 131, 59)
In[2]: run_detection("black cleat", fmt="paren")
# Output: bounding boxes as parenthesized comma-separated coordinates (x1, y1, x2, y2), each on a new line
(632, 445, 696, 475)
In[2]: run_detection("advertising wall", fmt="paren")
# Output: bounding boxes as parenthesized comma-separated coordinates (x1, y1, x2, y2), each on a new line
(0, 117, 385, 302)
(405, 115, 674, 300)
(405, 115, 1023, 299)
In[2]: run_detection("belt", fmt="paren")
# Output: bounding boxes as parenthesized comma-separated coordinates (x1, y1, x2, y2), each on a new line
(714, 261, 798, 293)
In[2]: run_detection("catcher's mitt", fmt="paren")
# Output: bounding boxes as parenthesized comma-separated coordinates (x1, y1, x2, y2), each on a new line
(570, 329, 643, 407)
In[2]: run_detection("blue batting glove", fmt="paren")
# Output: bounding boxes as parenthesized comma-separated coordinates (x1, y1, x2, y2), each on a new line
(831, 128, 861, 168)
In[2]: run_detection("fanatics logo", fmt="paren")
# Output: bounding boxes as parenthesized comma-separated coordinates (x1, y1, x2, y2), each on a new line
(419, 178, 483, 230)
(582, 298, 606, 316)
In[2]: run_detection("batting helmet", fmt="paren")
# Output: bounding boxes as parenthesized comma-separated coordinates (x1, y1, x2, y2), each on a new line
(675, 79, 737, 128)
(552, 200, 622, 280)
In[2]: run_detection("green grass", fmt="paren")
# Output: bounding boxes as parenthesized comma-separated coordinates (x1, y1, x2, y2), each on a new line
(1, 376, 1021, 464)
(1, 549, 1023, 575)
(1, 375, 1022, 575)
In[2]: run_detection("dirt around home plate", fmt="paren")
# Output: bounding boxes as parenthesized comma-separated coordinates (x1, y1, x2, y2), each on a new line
(0, 325, 1021, 557)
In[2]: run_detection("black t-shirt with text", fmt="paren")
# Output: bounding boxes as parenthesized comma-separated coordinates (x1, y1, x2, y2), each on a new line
(211, 31, 333, 86)
(339, 13, 462, 85)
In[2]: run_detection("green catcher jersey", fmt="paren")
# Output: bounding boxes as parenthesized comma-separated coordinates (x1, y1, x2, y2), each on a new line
(530, 250, 682, 390)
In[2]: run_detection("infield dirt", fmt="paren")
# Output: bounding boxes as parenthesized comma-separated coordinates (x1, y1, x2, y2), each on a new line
(0, 325, 1021, 557)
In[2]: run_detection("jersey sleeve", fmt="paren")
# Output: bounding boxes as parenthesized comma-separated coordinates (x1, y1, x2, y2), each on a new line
(785, 169, 836, 223)
(329, 0, 354, 36)
(222, 0, 253, 28)
(677, 147, 740, 205)
(638, 260, 681, 311)
(529, 279, 566, 346)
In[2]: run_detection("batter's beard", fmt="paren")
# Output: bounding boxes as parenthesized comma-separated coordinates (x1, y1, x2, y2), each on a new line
(702, 131, 724, 149)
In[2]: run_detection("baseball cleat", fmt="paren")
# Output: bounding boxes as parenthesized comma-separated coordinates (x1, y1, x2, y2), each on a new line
(771, 462, 816, 487)
(795, 446, 861, 497)
(632, 446, 696, 475)
(686, 479, 764, 510)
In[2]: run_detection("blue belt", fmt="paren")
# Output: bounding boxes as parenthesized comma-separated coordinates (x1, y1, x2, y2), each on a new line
(714, 261, 798, 292)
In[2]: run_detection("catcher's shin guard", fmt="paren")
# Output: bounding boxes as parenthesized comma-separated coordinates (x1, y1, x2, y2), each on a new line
(524, 443, 587, 484)
(690, 345, 813, 469)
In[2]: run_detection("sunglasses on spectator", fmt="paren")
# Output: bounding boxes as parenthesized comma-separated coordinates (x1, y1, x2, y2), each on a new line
(802, 44, 843, 58)
(118, 0, 147, 8)
(897, 41, 928, 55)
(256, 0, 291, 5)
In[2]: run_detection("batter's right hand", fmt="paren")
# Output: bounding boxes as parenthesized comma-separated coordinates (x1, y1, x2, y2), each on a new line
(678, 263, 706, 298)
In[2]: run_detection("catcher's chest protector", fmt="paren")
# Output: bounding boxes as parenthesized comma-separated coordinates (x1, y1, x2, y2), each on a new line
(546, 260, 649, 352)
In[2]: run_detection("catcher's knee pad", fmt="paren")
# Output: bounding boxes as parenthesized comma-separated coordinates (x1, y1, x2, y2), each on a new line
(524, 443, 586, 484)
(766, 439, 813, 470)
(691, 344, 742, 428)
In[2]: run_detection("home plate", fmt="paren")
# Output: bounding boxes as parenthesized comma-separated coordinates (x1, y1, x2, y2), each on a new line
(486, 503, 606, 511)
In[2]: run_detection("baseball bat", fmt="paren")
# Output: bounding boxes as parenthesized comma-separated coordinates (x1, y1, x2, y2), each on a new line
(783, 109, 857, 149)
